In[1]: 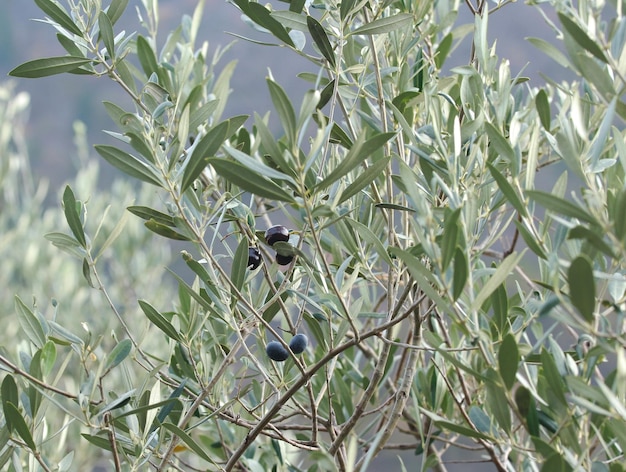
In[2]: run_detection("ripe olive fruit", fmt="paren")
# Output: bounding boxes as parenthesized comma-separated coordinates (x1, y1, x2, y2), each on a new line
(247, 247, 262, 270)
(265, 225, 290, 246)
(265, 341, 289, 362)
(289, 334, 308, 354)
(275, 253, 294, 266)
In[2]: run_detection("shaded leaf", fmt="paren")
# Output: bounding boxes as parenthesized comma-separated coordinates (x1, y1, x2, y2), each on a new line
(487, 164, 526, 216)
(498, 333, 519, 390)
(1, 376, 19, 430)
(307, 16, 335, 68)
(452, 247, 468, 301)
(5, 403, 36, 450)
(127, 206, 175, 227)
(138, 300, 181, 342)
(441, 208, 460, 271)
(144, 220, 191, 241)
(182, 120, 230, 192)
(338, 157, 390, 204)
(567, 225, 615, 258)
(558, 13, 607, 63)
(9, 56, 92, 78)
(471, 252, 524, 312)
(485, 369, 511, 434)
(34, 0, 82, 35)
(98, 11, 115, 59)
(15, 296, 46, 349)
(107, 0, 129, 25)
(136, 35, 159, 77)
(350, 13, 413, 36)
(40, 341, 57, 378)
(62, 185, 86, 248)
(527, 190, 597, 225)
(208, 158, 296, 202)
(105, 339, 132, 371)
(568, 255, 595, 322)
(161, 422, 213, 463)
(315, 132, 395, 191)
(95, 145, 162, 187)
(231, 238, 248, 300)
(513, 219, 547, 260)
(535, 89, 551, 131)
(469, 406, 494, 435)
(485, 123, 516, 166)
(267, 78, 297, 146)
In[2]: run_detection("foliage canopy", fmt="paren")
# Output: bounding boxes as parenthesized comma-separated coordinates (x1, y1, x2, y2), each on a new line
(3, 0, 626, 470)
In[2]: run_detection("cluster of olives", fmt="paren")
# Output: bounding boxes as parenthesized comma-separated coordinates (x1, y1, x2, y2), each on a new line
(265, 333, 308, 362)
(246, 225, 294, 270)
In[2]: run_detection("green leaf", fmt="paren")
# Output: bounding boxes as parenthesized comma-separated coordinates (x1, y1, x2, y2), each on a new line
(349, 13, 413, 36)
(232, 0, 295, 47)
(208, 158, 296, 202)
(144, 220, 192, 241)
(485, 123, 516, 167)
(98, 11, 115, 59)
(107, 0, 129, 25)
(1, 376, 19, 431)
(491, 283, 508, 334)
(485, 369, 511, 434)
(5, 403, 36, 450)
(95, 145, 162, 187)
(487, 164, 527, 216)
(182, 121, 229, 192)
(535, 89, 551, 131)
(468, 406, 494, 435)
(338, 157, 390, 204)
(527, 37, 571, 69)
(231, 238, 248, 299)
(513, 219, 547, 260)
(40, 340, 57, 378)
(136, 35, 159, 77)
(307, 16, 335, 68)
(138, 300, 181, 342)
(127, 206, 175, 227)
(34, 0, 82, 35)
(105, 339, 132, 371)
(567, 225, 615, 258)
(498, 333, 519, 390)
(15, 296, 46, 349)
(161, 422, 214, 463)
(316, 132, 395, 191)
(434, 420, 491, 440)
(558, 13, 607, 63)
(441, 208, 460, 271)
(9, 56, 92, 78)
(568, 255, 595, 322)
(471, 252, 524, 312)
(223, 145, 296, 183)
(348, 217, 392, 265)
(267, 78, 297, 146)
(452, 248, 468, 301)
(62, 185, 86, 248)
(527, 190, 597, 225)
(541, 348, 568, 407)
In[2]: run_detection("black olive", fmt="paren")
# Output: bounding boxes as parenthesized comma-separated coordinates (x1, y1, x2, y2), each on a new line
(265, 225, 290, 246)
(247, 247, 262, 270)
(289, 334, 308, 354)
(266, 341, 289, 362)
(276, 253, 294, 266)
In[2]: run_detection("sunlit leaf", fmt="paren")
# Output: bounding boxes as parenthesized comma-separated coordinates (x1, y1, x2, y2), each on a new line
(15, 296, 46, 349)
(95, 145, 162, 187)
(62, 185, 86, 248)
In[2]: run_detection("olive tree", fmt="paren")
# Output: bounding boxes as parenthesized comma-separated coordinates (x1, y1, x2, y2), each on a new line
(3, 0, 626, 470)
